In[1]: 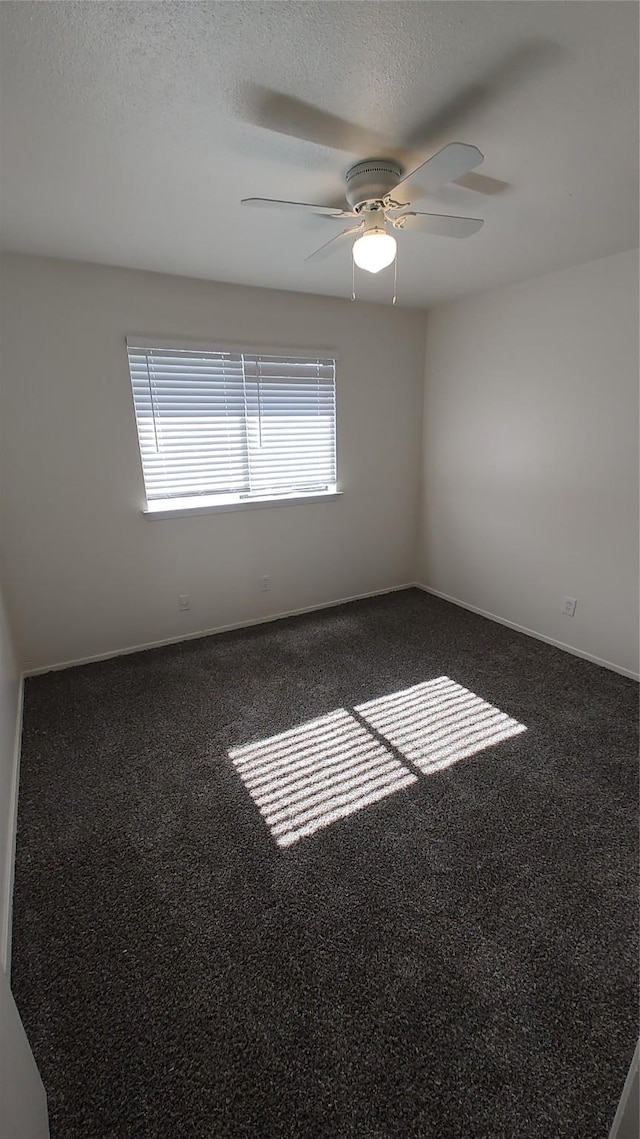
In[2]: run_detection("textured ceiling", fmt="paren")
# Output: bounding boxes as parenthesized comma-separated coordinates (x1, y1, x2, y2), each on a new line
(0, 1, 638, 307)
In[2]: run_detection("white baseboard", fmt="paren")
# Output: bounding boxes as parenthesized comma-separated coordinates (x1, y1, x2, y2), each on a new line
(25, 582, 417, 677)
(26, 581, 640, 681)
(415, 584, 639, 681)
(1, 676, 24, 976)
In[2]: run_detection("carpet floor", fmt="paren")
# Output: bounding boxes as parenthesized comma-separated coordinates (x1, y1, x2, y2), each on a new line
(11, 588, 639, 1138)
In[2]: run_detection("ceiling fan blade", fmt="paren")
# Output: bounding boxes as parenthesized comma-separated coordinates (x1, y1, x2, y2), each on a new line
(393, 212, 483, 239)
(453, 171, 509, 196)
(305, 225, 362, 263)
(241, 197, 351, 216)
(241, 86, 394, 156)
(393, 143, 484, 200)
(401, 40, 564, 155)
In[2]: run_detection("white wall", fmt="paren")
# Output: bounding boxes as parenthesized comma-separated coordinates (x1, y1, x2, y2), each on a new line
(0, 253, 426, 671)
(609, 1043, 639, 1139)
(0, 965, 50, 1139)
(0, 584, 48, 1136)
(0, 585, 20, 971)
(418, 249, 639, 678)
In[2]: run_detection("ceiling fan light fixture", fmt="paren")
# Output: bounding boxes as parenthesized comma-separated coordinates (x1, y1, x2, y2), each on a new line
(352, 229, 397, 274)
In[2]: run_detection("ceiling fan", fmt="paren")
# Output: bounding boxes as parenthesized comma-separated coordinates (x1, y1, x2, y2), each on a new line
(241, 141, 485, 277)
(238, 44, 562, 289)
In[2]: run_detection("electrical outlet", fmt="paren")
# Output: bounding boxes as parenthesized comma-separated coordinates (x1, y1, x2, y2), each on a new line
(179, 594, 190, 611)
(260, 575, 270, 593)
(562, 596, 577, 617)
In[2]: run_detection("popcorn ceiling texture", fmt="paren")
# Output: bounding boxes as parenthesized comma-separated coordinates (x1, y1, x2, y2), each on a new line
(11, 589, 638, 1138)
(0, 2, 637, 305)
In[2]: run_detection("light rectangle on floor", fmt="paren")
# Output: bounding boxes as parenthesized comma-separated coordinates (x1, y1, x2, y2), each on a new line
(355, 676, 526, 775)
(229, 708, 418, 847)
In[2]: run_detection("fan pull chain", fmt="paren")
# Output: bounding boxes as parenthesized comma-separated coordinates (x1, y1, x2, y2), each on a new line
(392, 254, 397, 305)
(351, 257, 356, 302)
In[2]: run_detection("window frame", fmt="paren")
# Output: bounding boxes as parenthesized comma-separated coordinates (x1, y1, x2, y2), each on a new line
(125, 336, 341, 518)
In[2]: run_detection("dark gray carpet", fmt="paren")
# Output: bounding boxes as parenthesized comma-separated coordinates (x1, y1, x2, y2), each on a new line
(11, 588, 639, 1139)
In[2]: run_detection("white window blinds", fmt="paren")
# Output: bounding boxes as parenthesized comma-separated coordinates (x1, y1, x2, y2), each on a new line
(127, 344, 337, 504)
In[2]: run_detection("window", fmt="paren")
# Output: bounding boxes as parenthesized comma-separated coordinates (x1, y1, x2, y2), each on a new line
(126, 341, 337, 514)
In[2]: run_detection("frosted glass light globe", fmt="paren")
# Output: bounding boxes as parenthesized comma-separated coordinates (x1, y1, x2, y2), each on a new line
(352, 230, 397, 274)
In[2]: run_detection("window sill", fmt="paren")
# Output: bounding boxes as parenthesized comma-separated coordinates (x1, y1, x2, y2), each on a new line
(143, 489, 343, 519)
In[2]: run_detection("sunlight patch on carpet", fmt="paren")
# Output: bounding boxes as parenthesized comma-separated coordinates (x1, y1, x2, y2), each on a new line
(355, 676, 526, 775)
(229, 708, 418, 847)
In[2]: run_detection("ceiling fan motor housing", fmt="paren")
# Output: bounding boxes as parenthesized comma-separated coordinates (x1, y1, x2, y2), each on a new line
(344, 158, 403, 209)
